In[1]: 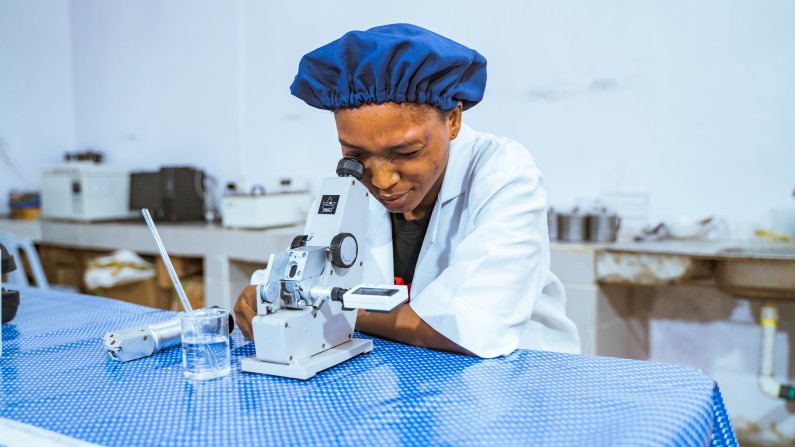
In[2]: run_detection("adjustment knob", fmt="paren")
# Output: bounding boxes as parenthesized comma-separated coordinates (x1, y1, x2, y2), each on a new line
(329, 233, 358, 268)
(258, 281, 280, 304)
(290, 235, 309, 249)
(336, 158, 365, 180)
(0, 243, 18, 273)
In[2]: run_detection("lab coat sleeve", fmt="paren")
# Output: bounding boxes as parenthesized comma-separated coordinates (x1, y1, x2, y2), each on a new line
(409, 141, 554, 358)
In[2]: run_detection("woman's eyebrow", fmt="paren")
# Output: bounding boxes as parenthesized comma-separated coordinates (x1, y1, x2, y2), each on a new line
(339, 138, 423, 152)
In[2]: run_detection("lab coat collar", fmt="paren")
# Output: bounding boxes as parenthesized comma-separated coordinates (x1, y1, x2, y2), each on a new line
(412, 122, 475, 290)
(438, 122, 475, 206)
(424, 122, 475, 244)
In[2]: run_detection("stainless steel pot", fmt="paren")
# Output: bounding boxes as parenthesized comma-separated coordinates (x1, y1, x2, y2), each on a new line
(558, 211, 588, 242)
(547, 208, 558, 240)
(587, 212, 621, 242)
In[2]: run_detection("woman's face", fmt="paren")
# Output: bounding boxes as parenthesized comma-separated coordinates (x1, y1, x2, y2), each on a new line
(334, 102, 461, 220)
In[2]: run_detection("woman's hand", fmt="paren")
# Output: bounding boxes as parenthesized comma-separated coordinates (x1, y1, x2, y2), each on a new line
(233, 285, 258, 340)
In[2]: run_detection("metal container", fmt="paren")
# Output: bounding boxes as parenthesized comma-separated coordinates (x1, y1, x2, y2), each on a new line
(587, 211, 621, 242)
(547, 208, 558, 240)
(558, 211, 588, 242)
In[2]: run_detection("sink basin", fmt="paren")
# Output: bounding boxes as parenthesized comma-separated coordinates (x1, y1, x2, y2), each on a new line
(714, 244, 795, 301)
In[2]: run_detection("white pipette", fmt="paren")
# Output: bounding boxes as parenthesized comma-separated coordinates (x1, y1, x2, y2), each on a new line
(141, 208, 218, 369)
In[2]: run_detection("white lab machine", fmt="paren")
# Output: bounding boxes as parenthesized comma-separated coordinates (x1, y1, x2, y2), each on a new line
(221, 191, 312, 229)
(41, 162, 135, 221)
(240, 158, 407, 380)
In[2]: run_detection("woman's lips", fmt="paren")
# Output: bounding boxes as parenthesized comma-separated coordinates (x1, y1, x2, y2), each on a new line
(379, 191, 409, 208)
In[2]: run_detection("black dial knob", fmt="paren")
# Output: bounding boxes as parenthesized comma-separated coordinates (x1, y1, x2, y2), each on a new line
(291, 235, 309, 249)
(329, 233, 358, 268)
(336, 158, 365, 180)
(0, 242, 17, 273)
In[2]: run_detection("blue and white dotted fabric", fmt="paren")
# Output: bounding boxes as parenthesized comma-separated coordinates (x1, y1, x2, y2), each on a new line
(2, 288, 737, 447)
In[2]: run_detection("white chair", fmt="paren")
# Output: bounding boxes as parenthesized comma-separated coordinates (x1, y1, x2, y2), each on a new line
(0, 231, 50, 288)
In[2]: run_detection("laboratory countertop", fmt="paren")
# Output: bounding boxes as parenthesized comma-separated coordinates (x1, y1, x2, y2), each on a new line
(553, 239, 795, 260)
(1, 287, 738, 447)
(4, 216, 793, 260)
(552, 238, 795, 287)
(0, 217, 301, 263)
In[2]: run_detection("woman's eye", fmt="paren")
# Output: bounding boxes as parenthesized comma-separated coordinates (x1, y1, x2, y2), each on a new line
(344, 152, 367, 160)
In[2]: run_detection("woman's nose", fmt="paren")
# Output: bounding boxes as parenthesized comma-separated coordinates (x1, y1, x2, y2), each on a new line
(369, 159, 399, 190)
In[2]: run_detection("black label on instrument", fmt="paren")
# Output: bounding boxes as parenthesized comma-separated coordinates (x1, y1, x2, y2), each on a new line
(318, 195, 340, 214)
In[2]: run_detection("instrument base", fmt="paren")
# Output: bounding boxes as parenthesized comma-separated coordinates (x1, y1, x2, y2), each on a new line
(240, 338, 373, 380)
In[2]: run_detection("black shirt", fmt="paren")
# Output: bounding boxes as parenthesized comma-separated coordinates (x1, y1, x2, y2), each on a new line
(391, 212, 433, 290)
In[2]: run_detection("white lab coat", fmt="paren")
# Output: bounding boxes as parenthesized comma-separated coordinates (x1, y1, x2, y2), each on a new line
(363, 123, 581, 358)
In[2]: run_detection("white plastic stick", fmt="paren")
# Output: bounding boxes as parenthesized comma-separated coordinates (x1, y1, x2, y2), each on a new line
(141, 209, 193, 314)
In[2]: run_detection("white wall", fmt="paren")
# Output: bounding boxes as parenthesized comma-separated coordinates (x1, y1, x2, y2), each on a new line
(4, 1, 791, 228)
(238, 0, 795, 230)
(0, 0, 74, 209)
(69, 1, 241, 183)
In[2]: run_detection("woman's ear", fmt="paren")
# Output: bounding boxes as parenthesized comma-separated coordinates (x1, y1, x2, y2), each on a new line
(448, 101, 463, 140)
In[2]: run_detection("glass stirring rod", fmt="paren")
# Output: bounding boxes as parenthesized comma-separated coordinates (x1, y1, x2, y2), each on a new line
(141, 208, 219, 369)
(141, 208, 194, 314)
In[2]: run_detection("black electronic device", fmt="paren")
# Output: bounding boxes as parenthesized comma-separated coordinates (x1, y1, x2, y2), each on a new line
(1, 243, 21, 324)
(130, 167, 206, 222)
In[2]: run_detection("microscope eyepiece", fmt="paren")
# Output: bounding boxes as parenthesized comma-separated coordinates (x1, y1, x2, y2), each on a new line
(336, 158, 365, 180)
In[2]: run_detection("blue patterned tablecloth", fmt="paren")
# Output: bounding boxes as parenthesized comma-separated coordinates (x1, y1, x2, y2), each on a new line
(1, 287, 736, 446)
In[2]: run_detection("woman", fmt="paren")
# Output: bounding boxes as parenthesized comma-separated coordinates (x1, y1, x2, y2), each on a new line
(235, 23, 580, 358)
